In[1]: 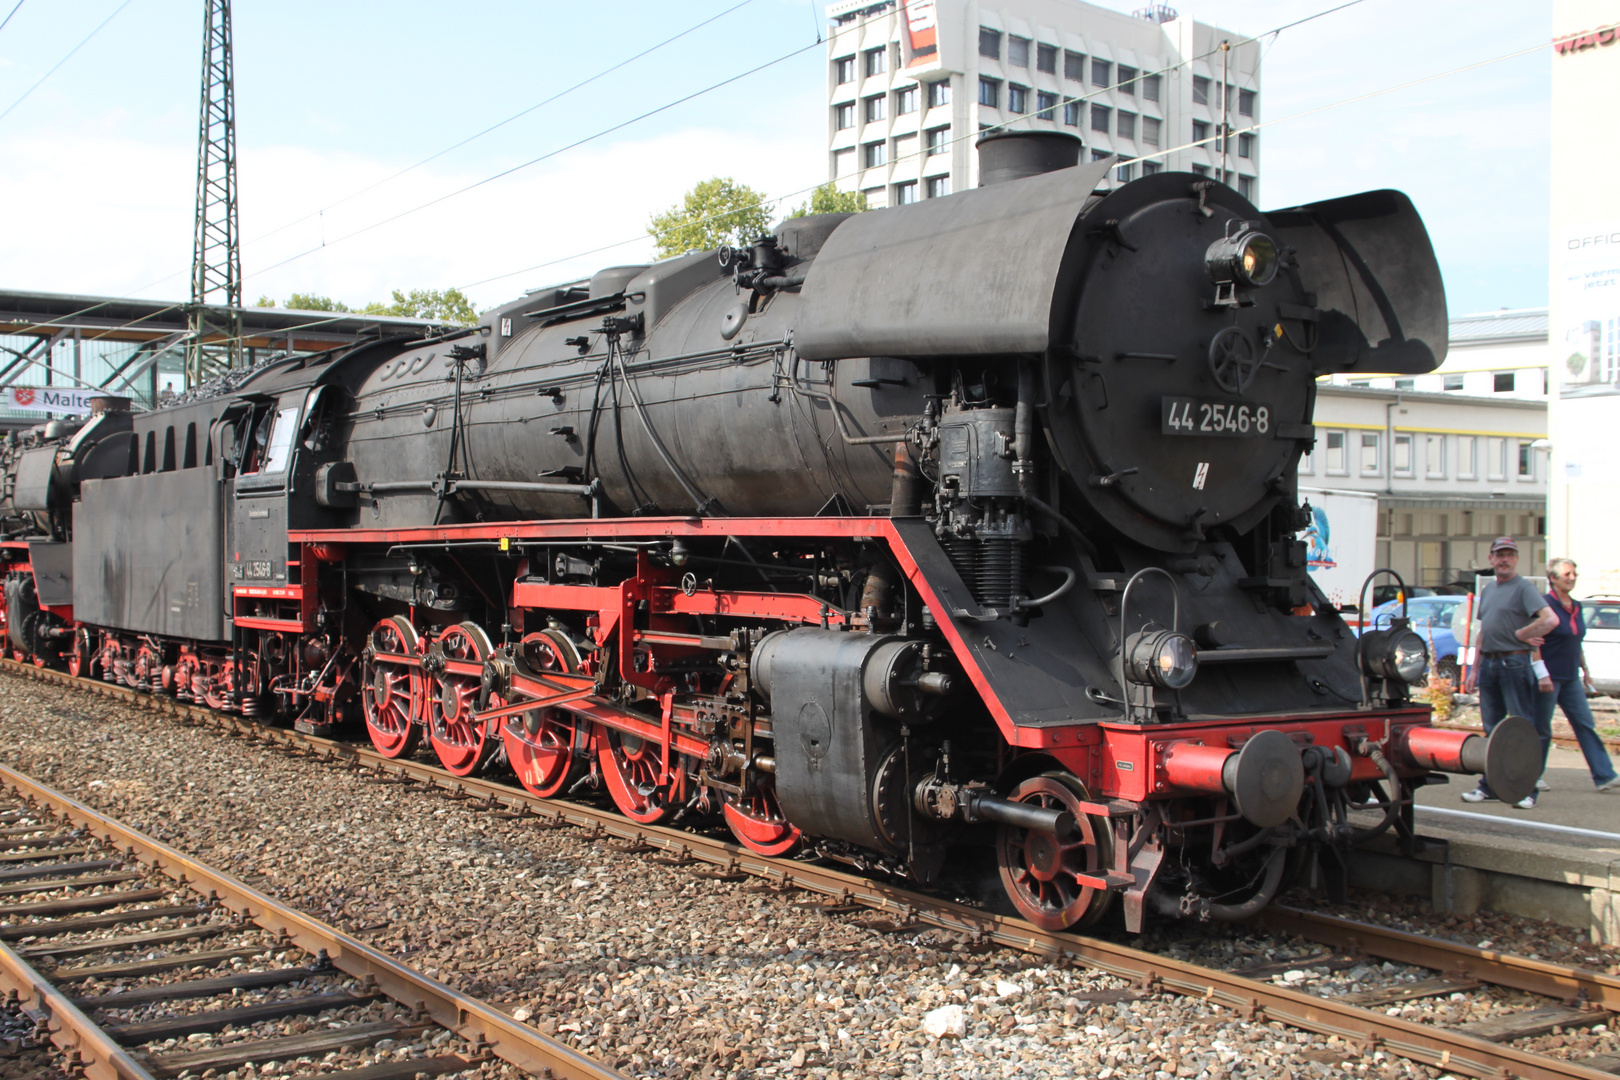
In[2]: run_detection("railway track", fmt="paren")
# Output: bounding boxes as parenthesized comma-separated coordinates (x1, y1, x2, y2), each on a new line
(0, 750, 621, 1079)
(2, 657, 1617, 1079)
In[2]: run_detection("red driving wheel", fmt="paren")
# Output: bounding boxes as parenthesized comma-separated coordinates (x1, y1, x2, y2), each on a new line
(426, 623, 498, 776)
(597, 722, 686, 825)
(501, 630, 587, 798)
(361, 617, 422, 758)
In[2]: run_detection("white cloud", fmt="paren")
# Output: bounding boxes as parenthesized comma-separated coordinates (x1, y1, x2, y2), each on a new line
(0, 124, 827, 317)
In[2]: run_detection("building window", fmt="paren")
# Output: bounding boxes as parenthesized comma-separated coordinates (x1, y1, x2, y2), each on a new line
(1090, 105, 1111, 132)
(1393, 433, 1413, 477)
(1193, 75, 1211, 105)
(1064, 50, 1085, 80)
(1091, 149, 1110, 162)
(1036, 91, 1057, 120)
(1116, 162, 1135, 183)
(1117, 65, 1138, 94)
(978, 78, 1000, 108)
(1142, 160, 1162, 175)
(1360, 432, 1381, 475)
(1037, 43, 1057, 73)
(926, 174, 950, 198)
(833, 147, 855, 176)
(865, 47, 887, 78)
(1325, 431, 1347, 475)
(1443, 373, 1464, 392)
(1237, 176, 1253, 199)
(1007, 84, 1028, 113)
(1192, 120, 1210, 144)
(1141, 116, 1161, 148)
(1191, 163, 1210, 176)
(865, 94, 886, 123)
(1092, 59, 1111, 87)
(1063, 99, 1080, 126)
(835, 56, 855, 84)
(1426, 434, 1446, 477)
(1143, 74, 1161, 102)
(896, 86, 918, 114)
(1239, 88, 1256, 116)
(1117, 111, 1135, 140)
(1457, 435, 1477, 479)
(864, 140, 886, 168)
(928, 80, 950, 108)
(835, 103, 855, 130)
(979, 27, 1001, 60)
(1486, 436, 1507, 480)
(862, 186, 885, 208)
(1299, 442, 1314, 474)
(1393, 378, 1414, 391)
(1518, 440, 1535, 479)
(1494, 371, 1516, 392)
(925, 126, 948, 156)
(894, 180, 918, 205)
(1008, 36, 1030, 67)
(1238, 133, 1254, 158)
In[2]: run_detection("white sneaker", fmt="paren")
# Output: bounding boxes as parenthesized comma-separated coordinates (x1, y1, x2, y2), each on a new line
(1514, 793, 1538, 809)
(1597, 777, 1620, 793)
(1536, 778, 1551, 791)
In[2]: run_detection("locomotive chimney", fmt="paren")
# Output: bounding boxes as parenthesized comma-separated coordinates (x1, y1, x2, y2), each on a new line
(975, 130, 1082, 186)
(88, 396, 131, 415)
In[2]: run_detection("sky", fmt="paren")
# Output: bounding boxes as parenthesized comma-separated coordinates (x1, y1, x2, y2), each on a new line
(0, 0, 1551, 319)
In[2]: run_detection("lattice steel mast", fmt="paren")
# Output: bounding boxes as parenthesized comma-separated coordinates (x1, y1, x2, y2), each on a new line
(186, 0, 241, 387)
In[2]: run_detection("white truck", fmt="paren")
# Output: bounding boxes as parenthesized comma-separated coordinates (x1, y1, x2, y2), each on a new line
(1299, 487, 1380, 614)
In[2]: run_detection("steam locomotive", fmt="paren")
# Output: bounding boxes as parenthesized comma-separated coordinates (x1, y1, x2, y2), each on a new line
(0, 132, 1538, 931)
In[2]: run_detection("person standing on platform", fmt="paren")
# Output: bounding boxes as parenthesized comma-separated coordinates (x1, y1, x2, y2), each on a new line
(1461, 537, 1558, 808)
(1533, 557, 1620, 793)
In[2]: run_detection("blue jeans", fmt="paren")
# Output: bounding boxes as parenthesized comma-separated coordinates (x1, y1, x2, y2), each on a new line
(1534, 678, 1619, 787)
(1477, 654, 1539, 797)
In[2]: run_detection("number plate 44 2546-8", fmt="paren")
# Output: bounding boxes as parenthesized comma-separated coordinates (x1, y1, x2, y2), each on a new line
(1161, 396, 1271, 437)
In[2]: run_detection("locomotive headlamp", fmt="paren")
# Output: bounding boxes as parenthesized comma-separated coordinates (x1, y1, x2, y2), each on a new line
(1359, 624, 1429, 685)
(1205, 228, 1280, 289)
(1126, 629, 1199, 691)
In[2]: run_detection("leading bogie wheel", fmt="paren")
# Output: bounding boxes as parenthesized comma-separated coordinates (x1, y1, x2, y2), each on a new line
(501, 631, 587, 798)
(361, 617, 422, 758)
(996, 771, 1116, 931)
(723, 776, 801, 857)
(426, 622, 498, 776)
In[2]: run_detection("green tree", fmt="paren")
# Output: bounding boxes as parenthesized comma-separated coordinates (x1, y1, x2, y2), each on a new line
(362, 287, 479, 325)
(787, 182, 868, 219)
(648, 177, 775, 259)
(284, 293, 351, 313)
(254, 295, 277, 307)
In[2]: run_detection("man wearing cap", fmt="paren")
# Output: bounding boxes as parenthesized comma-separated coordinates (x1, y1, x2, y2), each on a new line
(1462, 537, 1558, 808)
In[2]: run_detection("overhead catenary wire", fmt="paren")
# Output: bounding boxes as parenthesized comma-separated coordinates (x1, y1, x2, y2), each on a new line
(237, 0, 761, 252)
(457, 0, 1376, 293)
(240, 40, 823, 289)
(0, 0, 132, 126)
(0, 1, 25, 35)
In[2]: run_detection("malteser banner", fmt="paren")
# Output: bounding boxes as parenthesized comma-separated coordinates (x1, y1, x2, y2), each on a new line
(5, 386, 98, 414)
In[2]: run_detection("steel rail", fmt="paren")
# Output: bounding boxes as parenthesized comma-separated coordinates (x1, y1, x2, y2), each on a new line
(0, 759, 625, 1080)
(5, 659, 1617, 1080)
(0, 938, 159, 1080)
(1261, 906, 1620, 1013)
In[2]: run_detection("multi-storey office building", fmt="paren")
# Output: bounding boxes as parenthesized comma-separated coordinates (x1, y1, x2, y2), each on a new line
(825, 0, 1261, 207)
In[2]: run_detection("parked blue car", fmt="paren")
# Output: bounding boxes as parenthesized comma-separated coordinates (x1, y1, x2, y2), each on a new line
(1357, 595, 1465, 682)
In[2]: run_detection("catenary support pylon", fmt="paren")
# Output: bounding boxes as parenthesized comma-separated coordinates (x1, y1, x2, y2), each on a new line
(187, 0, 241, 388)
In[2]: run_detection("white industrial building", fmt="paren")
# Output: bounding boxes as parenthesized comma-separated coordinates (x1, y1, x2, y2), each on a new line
(824, 0, 1261, 206)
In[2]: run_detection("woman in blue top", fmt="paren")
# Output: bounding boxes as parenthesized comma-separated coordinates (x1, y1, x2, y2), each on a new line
(1535, 558, 1620, 792)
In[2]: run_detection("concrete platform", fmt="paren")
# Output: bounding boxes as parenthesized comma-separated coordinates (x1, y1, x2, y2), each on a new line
(1347, 744, 1620, 943)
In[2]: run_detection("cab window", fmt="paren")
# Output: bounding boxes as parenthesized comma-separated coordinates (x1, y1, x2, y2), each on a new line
(259, 407, 300, 474)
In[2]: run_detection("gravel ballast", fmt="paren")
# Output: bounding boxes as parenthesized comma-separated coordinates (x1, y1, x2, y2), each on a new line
(1, 674, 1614, 1078)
